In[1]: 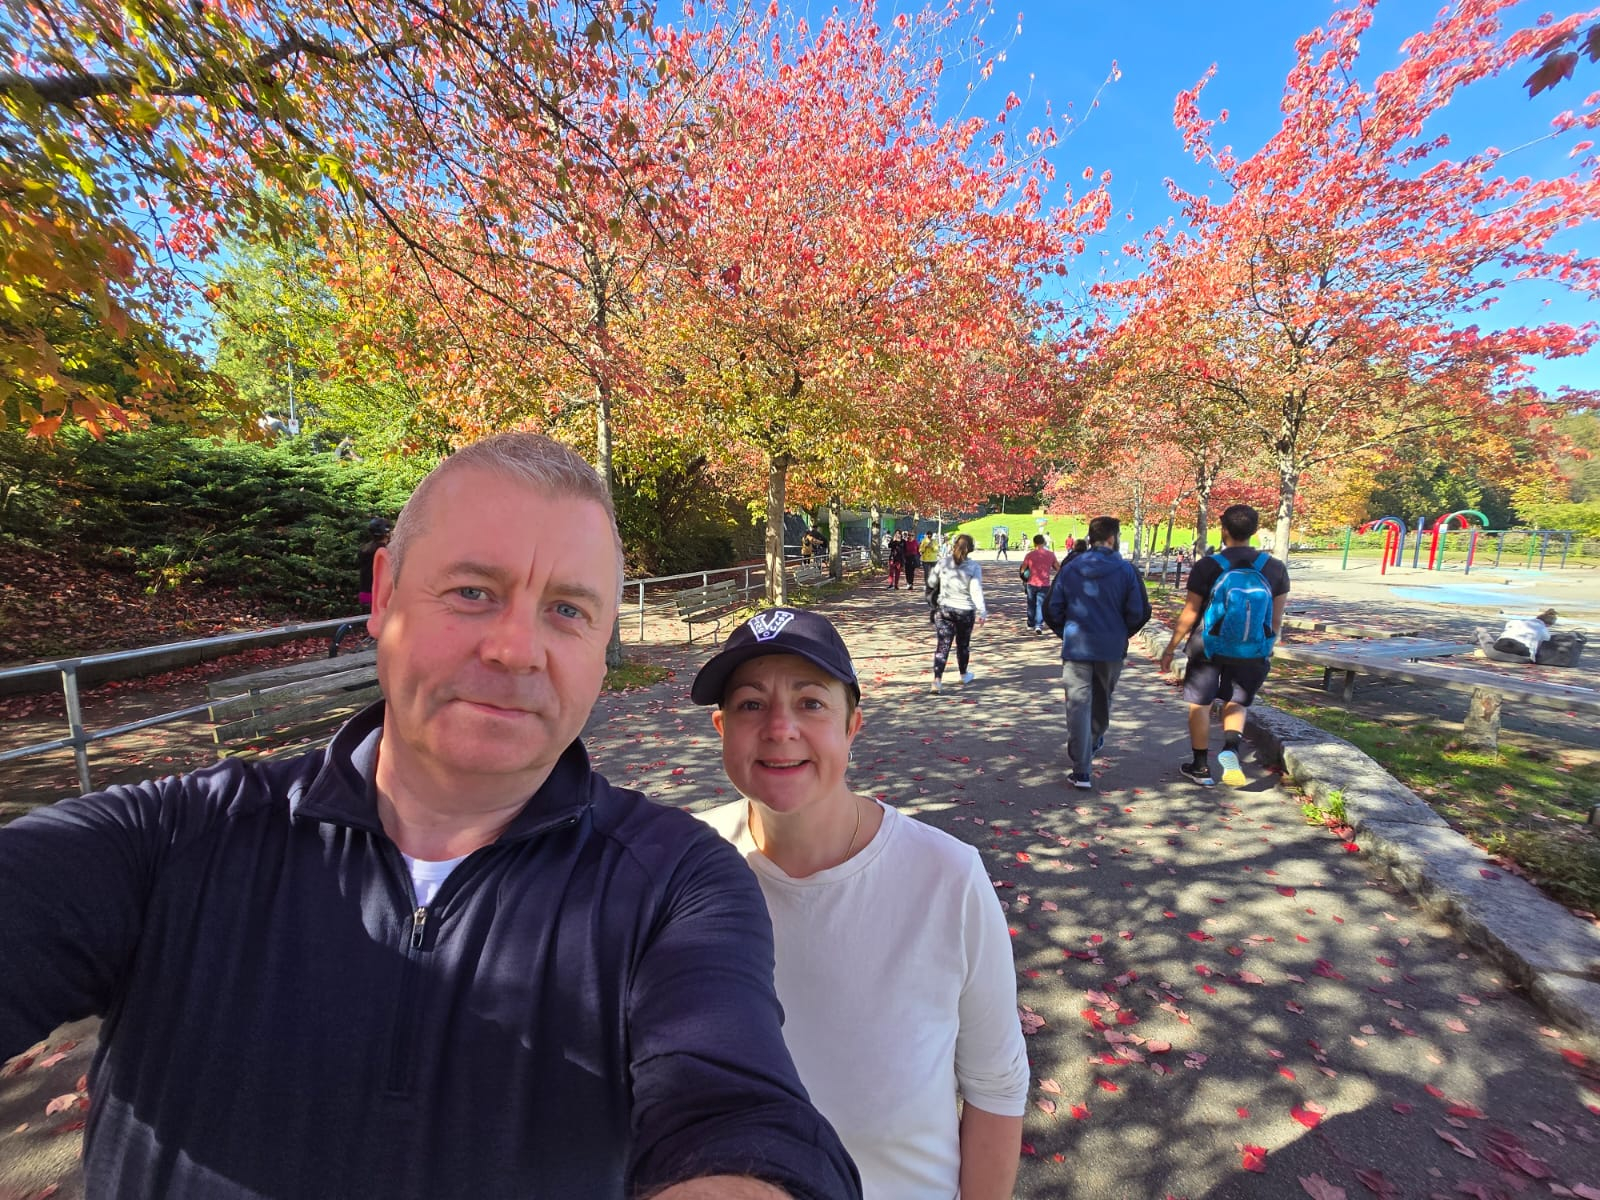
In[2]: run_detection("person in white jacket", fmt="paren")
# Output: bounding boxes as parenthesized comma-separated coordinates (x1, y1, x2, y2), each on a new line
(692, 609, 1028, 1200)
(925, 532, 987, 692)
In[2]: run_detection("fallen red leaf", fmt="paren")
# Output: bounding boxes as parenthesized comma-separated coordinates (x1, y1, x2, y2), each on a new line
(1069, 1103, 1090, 1120)
(1097, 1079, 1119, 1092)
(1290, 1101, 1324, 1129)
(1241, 1144, 1268, 1173)
(1434, 1128, 1477, 1158)
(1298, 1173, 1346, 1199)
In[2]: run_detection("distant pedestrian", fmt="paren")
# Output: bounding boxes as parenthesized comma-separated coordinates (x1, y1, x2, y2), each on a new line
(900, 531, 921, 590)
(886, 532, 904, 589)
(357, 517, 390, 609)
(1064, 538, 1088, 564)
(926, 533, 987, 692)
(995, 530, 1010, 561)
(1044, 516, 1151, 790)
(920, 533, 942, 575)
(1159, 505, 1290, 789)
(1019, 534, 1059, 633)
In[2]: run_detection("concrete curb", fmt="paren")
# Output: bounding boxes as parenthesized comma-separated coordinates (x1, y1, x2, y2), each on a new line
(1135, 620, 1600, 1045)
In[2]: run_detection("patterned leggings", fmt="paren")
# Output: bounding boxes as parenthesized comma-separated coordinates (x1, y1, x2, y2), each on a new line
(933, 608, 975, 678)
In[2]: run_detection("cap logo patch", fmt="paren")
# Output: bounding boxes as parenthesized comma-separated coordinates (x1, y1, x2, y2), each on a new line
(749, 609, 797, 642)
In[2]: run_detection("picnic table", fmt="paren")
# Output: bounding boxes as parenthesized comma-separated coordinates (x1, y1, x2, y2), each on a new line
(1273, 636, 1600, 748)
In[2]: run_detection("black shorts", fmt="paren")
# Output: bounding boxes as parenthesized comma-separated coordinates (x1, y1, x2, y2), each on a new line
(1182, 652, 1272, 707)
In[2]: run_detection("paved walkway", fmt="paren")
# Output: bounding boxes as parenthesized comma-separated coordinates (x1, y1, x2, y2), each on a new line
(4, 562, 1599, 1199)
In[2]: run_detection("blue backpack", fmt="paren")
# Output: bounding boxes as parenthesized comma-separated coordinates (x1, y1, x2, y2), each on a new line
(1200, 551, 1277, 660)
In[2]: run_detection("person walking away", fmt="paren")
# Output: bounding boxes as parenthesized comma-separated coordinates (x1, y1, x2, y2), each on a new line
(900, 532, 921, 590)
(926, 533, 987, 692)
(357, 517, 391, 609)
(1020, 535, 1059, 633)
(1064, 538, 1088, 565)
(1044, 517, 1151, 790)
(885, 532, 904, 589)
(1158, 504, 1290, 789)
(693, 610, 1027, 1199)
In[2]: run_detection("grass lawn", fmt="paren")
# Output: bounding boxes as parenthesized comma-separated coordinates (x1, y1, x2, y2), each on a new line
(947, 512, 1087, 551)
(604, 661, 670, 691)
(1266, 689, 1600, 916)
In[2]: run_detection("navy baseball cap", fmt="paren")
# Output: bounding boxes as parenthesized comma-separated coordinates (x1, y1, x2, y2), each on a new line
(690, 608, 861, 705)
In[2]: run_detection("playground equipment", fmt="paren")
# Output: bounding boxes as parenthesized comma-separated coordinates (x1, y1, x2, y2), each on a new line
(1426, 509, 1488, 571)
(1351, 517, 1406, 574)
(1344, 520, 1579, 572)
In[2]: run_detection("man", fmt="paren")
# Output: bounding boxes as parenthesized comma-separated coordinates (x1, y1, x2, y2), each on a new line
(1044, 516, 1152, 790)
(1020, 533, 1059, 633)
(0, 434, 859, 1200)
(1159, 504, 1290, 788)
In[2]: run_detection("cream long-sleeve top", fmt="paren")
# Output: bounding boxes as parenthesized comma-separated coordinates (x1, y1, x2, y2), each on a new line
(701, 799, 1028, 1199)
(928, 557, 987, 619)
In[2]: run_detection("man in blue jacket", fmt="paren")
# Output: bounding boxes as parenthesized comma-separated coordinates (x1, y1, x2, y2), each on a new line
(0, 433, 859, 1200)
(1045, 515, 1153, 791)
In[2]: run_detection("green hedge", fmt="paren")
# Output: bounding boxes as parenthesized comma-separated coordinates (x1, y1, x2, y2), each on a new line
(1, 428, 415, 614)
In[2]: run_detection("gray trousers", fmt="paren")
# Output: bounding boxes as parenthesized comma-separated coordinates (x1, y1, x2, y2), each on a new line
(1062, 659, 1123, 777)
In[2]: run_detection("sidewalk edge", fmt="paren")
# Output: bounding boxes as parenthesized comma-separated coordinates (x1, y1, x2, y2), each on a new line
(1134, 620, 1600, 1046)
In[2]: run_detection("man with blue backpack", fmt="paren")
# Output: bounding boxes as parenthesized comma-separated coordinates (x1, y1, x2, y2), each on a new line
(1158, 504, 1290, 788)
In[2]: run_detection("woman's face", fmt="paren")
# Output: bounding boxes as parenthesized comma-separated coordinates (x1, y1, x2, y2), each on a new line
(711, 654, 862, 818)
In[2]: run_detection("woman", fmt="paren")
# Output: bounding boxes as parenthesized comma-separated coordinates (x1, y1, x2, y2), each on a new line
(886, 532, 904, 590)
(925, 532, 987, 692)
(692, 609, 1027, 1199)
(920, 532, 941, 576)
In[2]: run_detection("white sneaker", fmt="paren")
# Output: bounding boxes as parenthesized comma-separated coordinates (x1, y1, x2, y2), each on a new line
(961, 671, 976, 684)
(930, 679, 942, 693)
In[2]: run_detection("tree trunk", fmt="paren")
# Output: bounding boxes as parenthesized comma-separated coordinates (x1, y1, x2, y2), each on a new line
(869, 502, 882, 564)
(1274, 452, 1298, 563)
(1193, 461, 1214, 553)
(1130, 483, 1146, 565)
(593, 379, 624, 669)
(828, 493, 843, 580)
(766, 454, 791, 605)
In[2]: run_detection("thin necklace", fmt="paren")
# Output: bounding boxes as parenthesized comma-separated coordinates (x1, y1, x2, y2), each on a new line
(842, 797, 864, 861)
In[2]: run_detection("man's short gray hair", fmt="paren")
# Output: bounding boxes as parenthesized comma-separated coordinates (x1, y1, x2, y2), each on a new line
(388, 433, 625, 601)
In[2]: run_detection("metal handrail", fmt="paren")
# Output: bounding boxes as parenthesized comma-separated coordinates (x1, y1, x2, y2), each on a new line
(4, 549, 878, 799)
(1, 616, 362, 796)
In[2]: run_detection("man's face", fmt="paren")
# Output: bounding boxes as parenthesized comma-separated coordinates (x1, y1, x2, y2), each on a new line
(368, 468, 619, 800)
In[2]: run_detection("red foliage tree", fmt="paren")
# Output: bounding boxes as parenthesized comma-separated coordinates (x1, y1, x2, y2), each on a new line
(1102, 0, 1599, 556)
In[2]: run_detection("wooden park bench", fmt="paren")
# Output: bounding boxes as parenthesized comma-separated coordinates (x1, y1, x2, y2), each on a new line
(1272, 636, 1600, 748)
(672, 580, 744, 645)
(206, 648, 380, 759)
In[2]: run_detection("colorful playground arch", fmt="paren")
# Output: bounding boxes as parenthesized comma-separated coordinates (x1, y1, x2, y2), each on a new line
(1353, 516, 1407, 573)
(1427, 509, 1489, 571)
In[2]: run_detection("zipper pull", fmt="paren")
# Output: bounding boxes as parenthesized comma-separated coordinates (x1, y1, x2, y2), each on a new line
(411, 906, 427, 950)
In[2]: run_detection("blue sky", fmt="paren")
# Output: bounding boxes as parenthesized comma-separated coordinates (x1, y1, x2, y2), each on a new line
(930, 0, 1598, 396)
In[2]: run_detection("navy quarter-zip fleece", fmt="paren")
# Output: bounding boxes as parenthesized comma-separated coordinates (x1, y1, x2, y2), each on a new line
(0, 703, 860, 1200)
